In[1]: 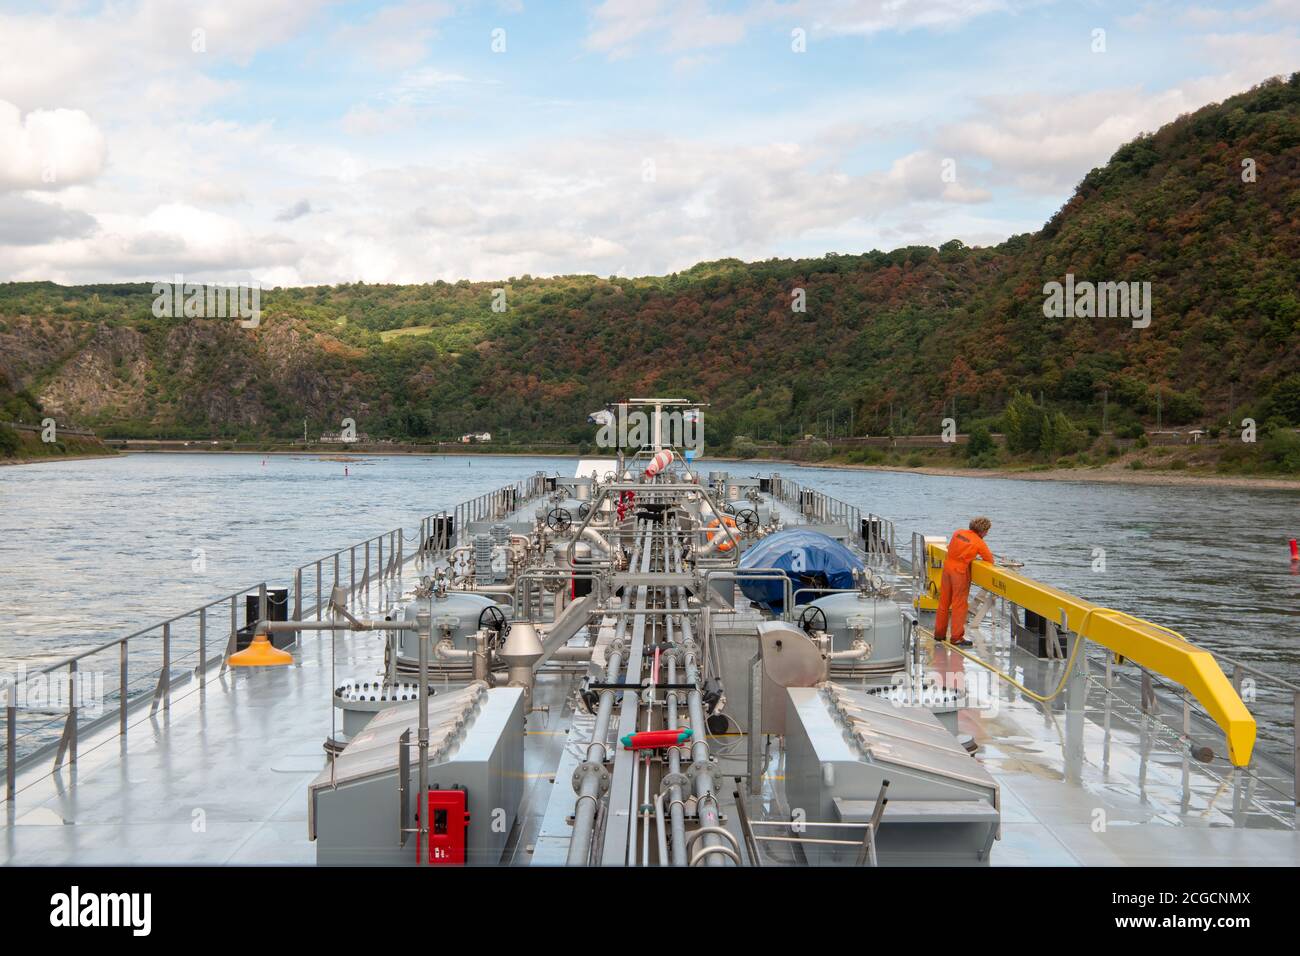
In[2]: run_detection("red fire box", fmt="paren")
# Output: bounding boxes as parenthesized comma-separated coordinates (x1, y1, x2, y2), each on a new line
(423, 789, 469, 865)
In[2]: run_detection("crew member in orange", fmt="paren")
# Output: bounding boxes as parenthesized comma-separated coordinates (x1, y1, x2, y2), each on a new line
(934, 516, 993, 648)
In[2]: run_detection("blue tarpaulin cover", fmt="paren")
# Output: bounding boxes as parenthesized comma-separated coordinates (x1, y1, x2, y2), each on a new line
(736, 528, 863, 612)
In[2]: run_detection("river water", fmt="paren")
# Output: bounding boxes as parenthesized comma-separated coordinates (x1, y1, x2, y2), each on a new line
(2, 453, 1298, 747)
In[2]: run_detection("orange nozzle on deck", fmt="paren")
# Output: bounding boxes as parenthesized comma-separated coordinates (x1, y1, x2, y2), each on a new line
(228, 633, 293, 667)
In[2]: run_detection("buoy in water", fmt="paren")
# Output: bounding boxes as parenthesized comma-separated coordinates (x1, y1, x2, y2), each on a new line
(344, 466, 349, 476)
(1290, 538, 1298, 561)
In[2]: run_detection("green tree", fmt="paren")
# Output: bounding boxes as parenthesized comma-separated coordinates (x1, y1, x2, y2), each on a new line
(966, 424, 995, 459)
(1002, 392, 1045, 454)
(1266, 374, 1300, 425)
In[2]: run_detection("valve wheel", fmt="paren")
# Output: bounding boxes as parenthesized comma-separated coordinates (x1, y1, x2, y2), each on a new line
(546, 507, 573, 533)
(735, 508, 760, 535)
(577, 501, 592, 520)
(478, 604, 509, 635)
(799, 605, 829, 635)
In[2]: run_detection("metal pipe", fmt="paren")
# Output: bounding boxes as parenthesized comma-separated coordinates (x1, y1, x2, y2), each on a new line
(675, 543, 730, 866)
(581, 526, 614, 554)
(435, 639, 475, 661)
(566, 632, 626, 865)
(472, 631, 490, 683)
(416, 604, 431, 847)
(654, 789, 669, 865)
(665, 654, 688, 865)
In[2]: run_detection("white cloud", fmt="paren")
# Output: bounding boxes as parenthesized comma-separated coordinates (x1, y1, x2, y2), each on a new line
(1, 202, 299, 284)
(887, 151, 991, 203)
(0, 195, 97, 246)
(0, 2, 332, 113)
(331, 1, 456, 69)
(935, 76, 1270, 194)
(340, 68, 474, 135)
(275, 199, 314, 222)
(792, 0, 1014, 36)
(0, 101, 106, 192)
(585, 0, 1018, 55)
(1200, 30, 1300, 77)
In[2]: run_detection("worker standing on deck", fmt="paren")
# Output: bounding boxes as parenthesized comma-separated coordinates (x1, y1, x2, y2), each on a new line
(934, 517, 993, 648)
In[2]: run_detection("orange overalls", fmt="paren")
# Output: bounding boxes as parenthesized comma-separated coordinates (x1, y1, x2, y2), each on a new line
(933, 528, 992, 641)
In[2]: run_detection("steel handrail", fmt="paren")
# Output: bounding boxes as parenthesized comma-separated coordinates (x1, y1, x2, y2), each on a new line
(924, 540, 1257, 766)
(2, 476, 549, 797)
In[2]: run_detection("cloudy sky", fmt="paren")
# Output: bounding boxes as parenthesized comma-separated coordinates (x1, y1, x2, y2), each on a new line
(0, 0, 1297, 286)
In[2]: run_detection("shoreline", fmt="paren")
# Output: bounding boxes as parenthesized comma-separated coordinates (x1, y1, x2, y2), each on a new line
(774, 458, 1300, 491)
(0, 451, 120, 468)
(5, 446, 1298, 491)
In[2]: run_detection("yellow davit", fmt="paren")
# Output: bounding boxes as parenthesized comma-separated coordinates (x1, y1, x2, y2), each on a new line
(925, 541, 1256, 767)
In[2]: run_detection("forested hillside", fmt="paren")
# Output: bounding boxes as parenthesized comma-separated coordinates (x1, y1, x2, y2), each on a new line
(2, 75, 1297, 450)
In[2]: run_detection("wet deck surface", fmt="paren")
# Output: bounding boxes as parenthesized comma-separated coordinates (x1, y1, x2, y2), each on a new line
(0, 620, 372, 864)
(3, 493, 1297, 866)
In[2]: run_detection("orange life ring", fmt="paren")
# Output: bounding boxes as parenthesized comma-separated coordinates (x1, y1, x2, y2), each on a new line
(706, 515, 738, 552)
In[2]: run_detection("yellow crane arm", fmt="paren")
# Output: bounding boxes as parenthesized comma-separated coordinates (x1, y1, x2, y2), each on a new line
(925, 542, 1256, 766)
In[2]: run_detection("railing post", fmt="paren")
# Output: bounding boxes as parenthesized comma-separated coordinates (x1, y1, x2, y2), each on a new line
(198, 606, 207, 678)
(151, 623, 172, 714)
(350, 546, 356, 596)
(221, 594, 237, 674)
(55, 663, 79, 769)
(5, 703, 14, 801)
(119, 641, 128, 736)
(317, 561, 323, 621)
(67, 660, 78, 765)
(294, 567, 303, 622)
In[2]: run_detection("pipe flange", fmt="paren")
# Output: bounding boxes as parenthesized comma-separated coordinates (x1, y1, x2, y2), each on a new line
(659, 772, 689, 795)
(572, 760, 611, 795)
(659, 645, 686, 664)
(687, 756, 719, 783)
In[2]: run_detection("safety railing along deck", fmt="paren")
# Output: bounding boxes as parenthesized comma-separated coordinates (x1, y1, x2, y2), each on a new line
(1, 475, 550, 801)
(909, 531, 1297, 811)
(769, 475, 896, 563)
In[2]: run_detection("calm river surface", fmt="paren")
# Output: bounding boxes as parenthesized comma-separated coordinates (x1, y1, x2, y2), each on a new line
(2, 453, 1298, 741)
